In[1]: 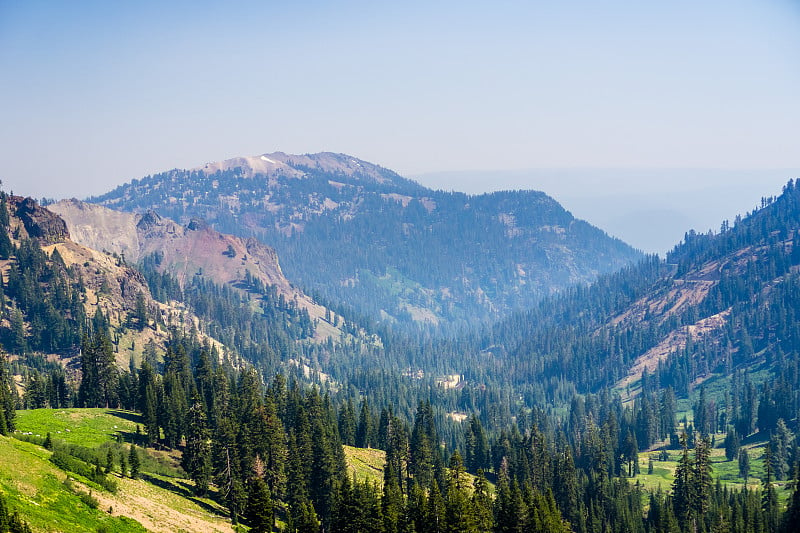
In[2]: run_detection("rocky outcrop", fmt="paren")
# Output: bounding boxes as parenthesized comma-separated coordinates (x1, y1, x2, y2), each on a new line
(51, 199, 337, 339)
(11, 196, 69, 244)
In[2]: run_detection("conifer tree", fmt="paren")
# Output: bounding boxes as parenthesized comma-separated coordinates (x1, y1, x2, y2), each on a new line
(739, 448, 751, 483)
(356, 398, 372, 448)
(781, 462, 800, 533)
(182, 399, 212, 495)
(119, 451, 128, 477)
(245, 477, 272, 533)
(129, 444, 140, 479)
(672, 433, 693, 527)
(691, 436, 713, 517)
(338, 398, 357, 446)
(382, 463, 404, 533)
(287, 500, 320, 533)
(105, 448, 114, 474)
(0, 352, 16, 435)
(471, 469, 493, 533)
(724, 427, 740, 461)
(762, 444, 779, 532)
(444, 451, 472, 532)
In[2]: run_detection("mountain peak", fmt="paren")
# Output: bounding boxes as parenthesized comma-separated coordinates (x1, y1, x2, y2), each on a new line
(193, 151, 416, 190)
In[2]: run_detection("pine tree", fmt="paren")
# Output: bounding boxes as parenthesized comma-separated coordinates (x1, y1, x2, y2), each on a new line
(119, 452, 128, 477)
(356, 398, 373, 448)
(762, 445, 779, 532)
(471, 469, 493, 532)
(444, 451, 472, 532)
(424, 478, 446, 533)
(494, 460, 524, 533)
(770, 419, 792, 481)
(382, 463, 404, 533)
(138, 362, 160, 446)
(338, 398, 357, 446)
(672, 433, 693, 527)
(246, 477, 272, 533)
(781, 462, 800, 533)
(288, 500, 320, 533)
(739, 448, 751, 484)
(133, 291, 148, 330)
(105, 448, 114, 474)
(410, 401, 438, 490)
(182, 399, 212, 495)
(78, 330, 118, 408)
(128, 444, 140, 479)
(691, 436, 713, 518)
(0, 352, 16, 435)
(724, 427, 740, 461)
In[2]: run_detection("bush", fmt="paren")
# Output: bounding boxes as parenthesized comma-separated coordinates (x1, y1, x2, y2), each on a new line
(50, 450, 117, 493)
(79, 491, 99, 509)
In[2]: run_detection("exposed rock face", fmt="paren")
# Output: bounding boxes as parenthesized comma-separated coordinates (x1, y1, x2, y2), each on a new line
(50, 199, 338, 339)
(11, 196, 69, 244)
(47, 198, 140, 259)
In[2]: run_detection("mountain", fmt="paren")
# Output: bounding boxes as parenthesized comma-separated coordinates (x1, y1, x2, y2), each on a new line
(49, 199, 342, 341)
(89, 152, 642, 328)
(5, 183, 800, 532)
(480, 180, 800, 413)
(0, 193, 346, 396)
(0, 195, 227, 372)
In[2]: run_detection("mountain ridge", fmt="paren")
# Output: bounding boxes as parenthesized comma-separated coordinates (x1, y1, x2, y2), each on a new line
(89, 151, 642, 328)
(49, 199, 344, 342)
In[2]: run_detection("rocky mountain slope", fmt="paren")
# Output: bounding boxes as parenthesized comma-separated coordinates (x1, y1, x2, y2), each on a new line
(49, 199, 341, 340)
(89, 152, 642, 328)
(483, 180, 800, 405)
(0, 195, 226, 372)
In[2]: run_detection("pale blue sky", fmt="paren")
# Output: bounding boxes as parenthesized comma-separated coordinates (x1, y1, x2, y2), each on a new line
(1, 1, 798, 251)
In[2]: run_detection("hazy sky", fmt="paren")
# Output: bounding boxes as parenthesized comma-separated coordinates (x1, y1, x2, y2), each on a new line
(1, 1, 798, 251)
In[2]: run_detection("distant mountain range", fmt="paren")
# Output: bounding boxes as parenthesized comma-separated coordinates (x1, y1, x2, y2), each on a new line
(89, 152, 642, 328)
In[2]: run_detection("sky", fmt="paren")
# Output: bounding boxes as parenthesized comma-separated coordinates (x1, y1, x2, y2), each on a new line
(1, 1, 798, 253)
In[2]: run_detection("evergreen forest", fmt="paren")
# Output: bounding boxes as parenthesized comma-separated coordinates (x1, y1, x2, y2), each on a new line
(2, 176, 800, 532)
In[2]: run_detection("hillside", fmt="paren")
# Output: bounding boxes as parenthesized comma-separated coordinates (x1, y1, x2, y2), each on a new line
(0, 193, 349, 414)
(0, 194, 229, 374)
(89, 152, 641, 328)
(50, 199, 343, 342)
(3, 408, 235, 532)
(480, 180, 800, 417)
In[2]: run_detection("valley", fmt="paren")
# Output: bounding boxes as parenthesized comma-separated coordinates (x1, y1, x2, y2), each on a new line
(0, 166, 798, 532)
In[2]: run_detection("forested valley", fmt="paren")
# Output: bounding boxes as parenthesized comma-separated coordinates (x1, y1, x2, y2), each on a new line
(2, 179, 800, 532)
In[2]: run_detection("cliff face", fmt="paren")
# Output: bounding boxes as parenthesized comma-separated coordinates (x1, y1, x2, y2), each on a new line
(50, 199, 342, 340)
(11, 196, 69, 244)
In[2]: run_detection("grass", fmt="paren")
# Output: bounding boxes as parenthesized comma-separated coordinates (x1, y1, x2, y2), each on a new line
(633, 430, 794, 506)
(0, 436, 147, 532)
(344, 445, 386, 486)
(4, 409, 237, 532)
(343, 445, 494, 494)
(15, 408, 142, 447)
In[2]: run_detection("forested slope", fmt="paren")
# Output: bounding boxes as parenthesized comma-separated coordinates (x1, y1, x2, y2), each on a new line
(89, 152, 641, 328)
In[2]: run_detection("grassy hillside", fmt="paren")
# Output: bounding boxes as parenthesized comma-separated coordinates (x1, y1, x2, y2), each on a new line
(0, 436, 146, 532)
(633, 430, 793, 506)
(344, 445, 386, 486)
(3, 408, 237, 533)
(15, 408, 141, 447)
